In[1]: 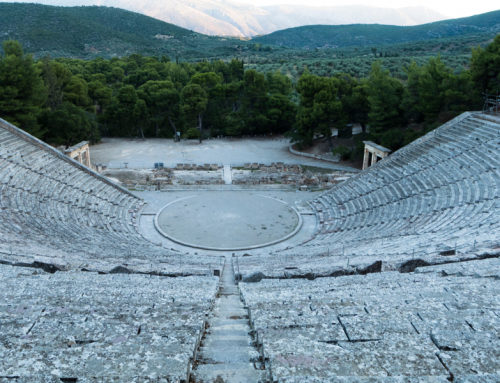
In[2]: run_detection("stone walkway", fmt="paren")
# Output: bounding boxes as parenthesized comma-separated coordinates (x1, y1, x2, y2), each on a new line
(192, 258, 267, 382)
(224, 164, 232, 184)
(90, 137, 359, 172)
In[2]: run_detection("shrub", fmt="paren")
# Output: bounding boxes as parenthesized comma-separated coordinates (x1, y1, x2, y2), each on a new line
(332, 145, 352, 161)
(184, 127, 201, 139)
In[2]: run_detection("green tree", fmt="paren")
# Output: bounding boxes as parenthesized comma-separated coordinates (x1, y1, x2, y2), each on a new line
(87, 80, 112, 115)
(267, 94, 297, 135)
(181, 84, 207, 143)
(241, 69, 269, 134)
(190, 72, 224, 138)
(400, 61, 424, 124)
(138, 80, 181, 138)
(367, 61, 404, 138)
(0, 40, 46, 137)
(133, 99, 148, 141)
(64, 75, 93, 112)
(470, 35, 500, 95)
(417, 56, 450, 123)
(291, 74, 345, 149)
(109, 85, 139, 138)
(267, 70, 292, 96)
(341, 77, 370, 133)
(40, 102, 99, 146)
(39, 56, 71, 111)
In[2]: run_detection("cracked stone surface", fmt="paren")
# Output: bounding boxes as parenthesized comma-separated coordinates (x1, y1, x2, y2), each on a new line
(240, 263, 500, 381)
(0, 264, 218, 380)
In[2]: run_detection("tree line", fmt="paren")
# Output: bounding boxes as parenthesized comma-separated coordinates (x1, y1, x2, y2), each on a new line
(0, 36, 499, 151)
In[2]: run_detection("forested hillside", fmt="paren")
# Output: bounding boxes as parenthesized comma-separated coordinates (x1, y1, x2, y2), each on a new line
(0, 3, 497, 63)
(252, 10, 500, 49)
(0, 3, 240, 59)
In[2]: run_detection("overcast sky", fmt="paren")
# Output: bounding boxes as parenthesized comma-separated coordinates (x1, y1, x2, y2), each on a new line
(235, 0, 499, 19)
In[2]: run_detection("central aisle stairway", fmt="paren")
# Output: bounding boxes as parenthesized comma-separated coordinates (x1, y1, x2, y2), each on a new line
(192, 258, 267, 382)
(223, 164, 232, 184)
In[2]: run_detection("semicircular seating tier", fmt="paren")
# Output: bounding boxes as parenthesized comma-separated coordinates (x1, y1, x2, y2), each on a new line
(237, 112, 500, 279)
(0, 118, 222, 275)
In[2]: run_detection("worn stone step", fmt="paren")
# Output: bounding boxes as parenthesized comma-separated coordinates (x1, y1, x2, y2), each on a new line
(215, 310, 248, 319)
(203, 336, 253, 348)
(220, 290, 239, 294)
(208, 329, 250, 338)
(218, 302, 244, 309)
(195, 362, 256, 371)
(198, 346, 260, 363)
(192, 366, 267, 383)
(211, 323, 250, 331)
(210, 318, 248, 326)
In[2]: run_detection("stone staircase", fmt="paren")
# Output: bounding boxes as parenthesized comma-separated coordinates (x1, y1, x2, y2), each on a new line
(224, 164, 232, 185)
(192, 257, 267, 382)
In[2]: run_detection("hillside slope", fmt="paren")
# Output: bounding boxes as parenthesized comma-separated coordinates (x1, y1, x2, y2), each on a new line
(0, 0, 447, 37)
(252, 9, 500, 48)
(0, 3, 238, 59)
(256, 5, 446, 33)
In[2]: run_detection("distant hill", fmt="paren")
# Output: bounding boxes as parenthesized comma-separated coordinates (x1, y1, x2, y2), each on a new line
(257, 5, 446, 33)
(251, 9, 500, 49)
(0, 0, 447, 37)
(0, 3, 239, 59)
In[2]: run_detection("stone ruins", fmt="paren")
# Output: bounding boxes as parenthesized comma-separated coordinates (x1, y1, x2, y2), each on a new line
(1, 111, 500, 382)
(362, 141, 391, 170)
(102, 163, 355, 190)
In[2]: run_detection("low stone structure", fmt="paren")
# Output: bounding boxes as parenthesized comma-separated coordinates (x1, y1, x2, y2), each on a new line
(362, 141, 391, 170)
(64, 141, 91, 167)
(103, 164, 355, 189)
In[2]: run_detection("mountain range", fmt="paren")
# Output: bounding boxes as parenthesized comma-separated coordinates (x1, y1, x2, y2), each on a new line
(1, 0, 447, 37)
(252, 9, 500, 49)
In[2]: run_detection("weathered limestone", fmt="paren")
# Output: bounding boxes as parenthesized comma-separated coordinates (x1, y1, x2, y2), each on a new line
(362, 141, 391, 170)
(191, 259, 267, 382)
(64, 141, 91, 167)
(0, 263, 219, 380)
(0, 118, 223, 275)
(236, 113, 500, 280)
(239, 262, 500, 382)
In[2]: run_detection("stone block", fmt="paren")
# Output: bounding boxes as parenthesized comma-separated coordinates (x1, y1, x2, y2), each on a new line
(204, 164, 210, 170)
(242, 271, 264, 283)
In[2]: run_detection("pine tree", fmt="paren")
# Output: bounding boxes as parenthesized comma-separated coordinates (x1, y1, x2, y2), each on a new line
(471, 35, 500, 95)
(291, 74, 345, 148)
(367, 61, 404, 136)
(0, 40, 47, 137)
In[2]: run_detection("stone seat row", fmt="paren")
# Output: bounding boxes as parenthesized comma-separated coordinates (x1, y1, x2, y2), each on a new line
(235, 239, 499, 280)
(0, 263, 219, 380)
(239, 258, 500, 382)
(277, 113, 500, 269)
(0, 120, 225, 274)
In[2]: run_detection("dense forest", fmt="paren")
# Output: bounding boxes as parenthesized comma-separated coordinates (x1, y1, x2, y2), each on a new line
(1, 34, 499, 157)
